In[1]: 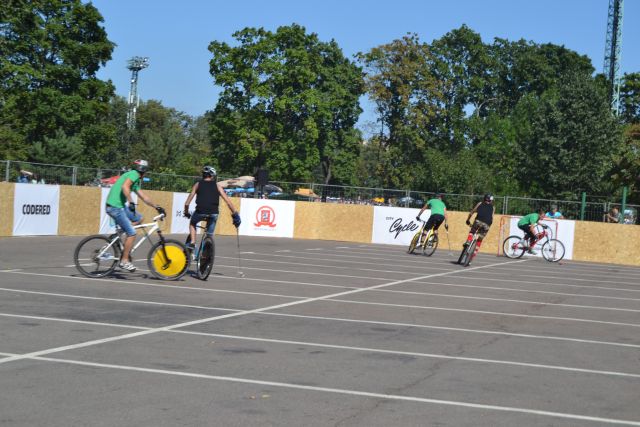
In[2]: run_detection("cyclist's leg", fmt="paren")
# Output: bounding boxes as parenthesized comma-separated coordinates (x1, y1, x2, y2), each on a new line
(430, 214, 445, 236)
(107, 206, 136, 265)
(471, 222, 490, 260)
(205, 214, 219, 237)
(187, 212, 202, 249)
(125, 206, 143, 226)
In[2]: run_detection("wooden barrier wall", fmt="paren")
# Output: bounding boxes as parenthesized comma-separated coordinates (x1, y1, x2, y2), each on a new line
(0, 182, 14, 237)
(0, 182, 638, 266)
(294, 202, 374, 243)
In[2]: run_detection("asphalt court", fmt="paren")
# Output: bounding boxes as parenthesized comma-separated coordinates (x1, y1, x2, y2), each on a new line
(0, 235, 639, 426)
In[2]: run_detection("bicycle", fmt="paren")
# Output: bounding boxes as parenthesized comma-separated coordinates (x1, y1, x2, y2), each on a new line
(407, 220, 438, 256)
(185, 213, 216, 280)
(457, 227, 481, 267)
(502, 224, 565, 262)
(74, 212, 190, 280)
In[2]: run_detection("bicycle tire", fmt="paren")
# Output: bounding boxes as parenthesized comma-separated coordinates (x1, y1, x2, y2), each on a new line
(457, 244, 467, 264)
(462, 240, 476, 267)
(542, 239, 565, 262)
(147, 239, 189, 280)
(408, 232, 420, 254)
(74, 235, 120, 278)
(503, 235, 525, 259)
(422, 234, 438, 256)
(196, 236, 215, 280)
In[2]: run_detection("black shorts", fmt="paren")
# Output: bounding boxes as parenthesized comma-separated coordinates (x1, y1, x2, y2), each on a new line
(425, 214, 445, 231)
(518, 223, 536, 240)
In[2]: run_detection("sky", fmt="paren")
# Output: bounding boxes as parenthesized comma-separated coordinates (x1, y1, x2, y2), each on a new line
(93, 0, 640, 127)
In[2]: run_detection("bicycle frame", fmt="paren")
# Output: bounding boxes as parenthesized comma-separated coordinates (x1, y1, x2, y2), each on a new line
(98, 214, 165, 259)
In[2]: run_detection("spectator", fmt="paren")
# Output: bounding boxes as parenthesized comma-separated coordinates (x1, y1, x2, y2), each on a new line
(604, 207, 620, 223)
(17, 170, 32, 183)
(545, 205, 564, 219)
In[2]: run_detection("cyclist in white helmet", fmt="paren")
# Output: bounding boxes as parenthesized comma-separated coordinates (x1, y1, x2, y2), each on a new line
(105, 159, 165, 272)
(183, 166, 241, 250)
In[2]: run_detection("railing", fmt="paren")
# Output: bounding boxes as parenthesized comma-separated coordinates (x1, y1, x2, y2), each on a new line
(2, 160, 637, 224)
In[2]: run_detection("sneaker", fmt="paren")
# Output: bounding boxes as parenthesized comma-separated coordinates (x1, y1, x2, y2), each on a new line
(119, 261, 137, 272)
(528, 248, 537, 255)
(185, 243, 195, 251)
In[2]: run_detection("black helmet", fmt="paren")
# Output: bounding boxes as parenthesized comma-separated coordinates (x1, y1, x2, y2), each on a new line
(202, 165, 216, 178)
(133, 159, 149, 173)
(484, 193, 494, 202)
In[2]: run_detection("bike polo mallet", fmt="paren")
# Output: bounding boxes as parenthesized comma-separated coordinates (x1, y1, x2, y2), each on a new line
(445, 223, 453, 256)
(232, 212, 244, 277)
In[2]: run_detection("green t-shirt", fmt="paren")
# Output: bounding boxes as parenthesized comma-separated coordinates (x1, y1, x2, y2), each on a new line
(518, 213, 539, 227)
(106, 170, 141, 208)
(427, 198, 446, 216)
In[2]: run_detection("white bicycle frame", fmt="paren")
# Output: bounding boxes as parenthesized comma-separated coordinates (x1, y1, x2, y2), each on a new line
(98, 213, 165, 259)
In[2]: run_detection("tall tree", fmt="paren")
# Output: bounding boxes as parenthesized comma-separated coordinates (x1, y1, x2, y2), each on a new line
(208, 24, 363, 183)
(0, 0, 115, 163)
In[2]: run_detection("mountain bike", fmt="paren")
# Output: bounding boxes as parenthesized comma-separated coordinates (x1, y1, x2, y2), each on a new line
(502, 224, 565, 262)
(185, 214, 216, 280)
(74, 212, 190, 280)
(407, 220, 438, 256)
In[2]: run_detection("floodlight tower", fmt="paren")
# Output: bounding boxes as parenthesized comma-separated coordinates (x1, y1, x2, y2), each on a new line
(126, 56, 149, 130)
(603, 0, 624, 115)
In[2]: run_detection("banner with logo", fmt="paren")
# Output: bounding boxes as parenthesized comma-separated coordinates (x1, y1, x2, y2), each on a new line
(507, 217, 575, 260)
(171, 192, 193, 234)
(239, 198, 295, 238)
(99, 187, 137, 234)
(13, 184, 60, 236)
(371, 206, 424, 246)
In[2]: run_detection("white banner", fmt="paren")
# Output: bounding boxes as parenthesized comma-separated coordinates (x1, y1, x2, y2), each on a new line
(99, 187, 137, 234)
(13, 184, 60, 236)
(239, 198, 295, 238)
(371, 206, 425, 246)
(508, 217, 575, 260)
(171, 192, 193, 234)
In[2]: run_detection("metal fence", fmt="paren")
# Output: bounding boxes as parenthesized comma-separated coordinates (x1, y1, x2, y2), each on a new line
(2, 159, 637, 224)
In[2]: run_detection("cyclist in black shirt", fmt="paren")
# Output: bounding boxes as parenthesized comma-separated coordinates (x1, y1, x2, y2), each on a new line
(183, 166, 241, 250)
(464, 194, 495, 261)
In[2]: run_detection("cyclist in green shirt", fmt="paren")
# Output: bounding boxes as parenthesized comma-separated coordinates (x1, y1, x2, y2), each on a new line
(105, 159, 165, 272)
(517, 208, 547, 254)
(416, 193, 449, 242)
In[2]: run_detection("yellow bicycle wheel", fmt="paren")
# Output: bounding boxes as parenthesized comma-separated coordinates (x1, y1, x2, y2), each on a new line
(147, 239, 189, 280)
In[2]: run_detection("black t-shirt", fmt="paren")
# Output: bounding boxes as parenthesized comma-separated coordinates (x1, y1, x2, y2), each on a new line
(476, 203, 493, 226)
(195, 179, 220, 214)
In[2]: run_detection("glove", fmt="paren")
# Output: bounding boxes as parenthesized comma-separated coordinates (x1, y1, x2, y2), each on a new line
(155, 206, 166, 216)
(444, 223, 449, 231)
(465, 219, 471, 226)
(183, 209, 191, 219)
(416, 216, 421, 222)
(232, 212, 241, 228)
(128, 203, 136, 213)
(542, 224, 549, 229)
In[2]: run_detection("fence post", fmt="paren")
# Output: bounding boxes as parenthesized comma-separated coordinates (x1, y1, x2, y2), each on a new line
(72, 166, 77, 186)
(503, 196, 508, 215)
(4, 160, 9, 182)
(580, 192, 586, 221)
(620, 186, 628, 224)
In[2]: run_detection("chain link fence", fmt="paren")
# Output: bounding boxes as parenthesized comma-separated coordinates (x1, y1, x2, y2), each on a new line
(2, 160, 637, 224)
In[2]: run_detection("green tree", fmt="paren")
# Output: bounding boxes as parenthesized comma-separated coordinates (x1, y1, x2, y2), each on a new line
(620, 72, 640, 124)
(208, 24, 364, 183)
(0, 0, 115, 163)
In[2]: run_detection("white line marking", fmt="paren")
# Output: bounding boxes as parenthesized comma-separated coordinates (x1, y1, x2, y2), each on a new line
(452, 275, 640, 294)
(326, 298, 640, 328)
(274, 250, 291, 253)
(9, 355, 640, 426)
(2, 312, 637, 379)
(263, 312, 640, 348)
(0, 259, 530, 365)
(0, 269, 22, 273)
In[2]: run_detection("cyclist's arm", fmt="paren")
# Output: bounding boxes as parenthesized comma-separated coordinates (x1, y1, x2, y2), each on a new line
(184, 182, 199, 210)
(218, 183, 238, 215)
(467, 202, 480, 223)
(122, 178, 136, 205)
(134, 188, 159, 209)
(416, 204, 427, 219)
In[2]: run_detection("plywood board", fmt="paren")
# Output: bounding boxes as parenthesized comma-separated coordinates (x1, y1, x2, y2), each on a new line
(573, 221, 640, 265)
(0, 182, 15, 237)
(58, 185, 101, 235)
(294, 202, 374, 243)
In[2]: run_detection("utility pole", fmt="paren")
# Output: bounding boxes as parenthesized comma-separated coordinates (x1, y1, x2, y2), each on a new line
(126, 56, 149, 130)
(603, 0, 624, 115)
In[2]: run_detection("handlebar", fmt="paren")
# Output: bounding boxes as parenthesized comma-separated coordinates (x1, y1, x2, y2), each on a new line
(153, 213, 166, 222)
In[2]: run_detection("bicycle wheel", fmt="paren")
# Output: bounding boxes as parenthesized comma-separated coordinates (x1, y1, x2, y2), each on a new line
(196, 237, 215, 280)
(462, 240, 476, 267)
(147, 239, 189, 280)
(74, 235, 120, 278)
(503, 235, 525, 259)
(408, 232, 420, 254)
(422, 234, 438, 256)
(457, 244, 468, 264)
(541, 239, 565, 262)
